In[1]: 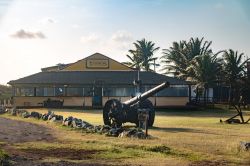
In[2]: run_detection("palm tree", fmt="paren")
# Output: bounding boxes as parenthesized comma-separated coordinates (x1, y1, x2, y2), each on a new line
(123, 50, 142, 70)
(187, 53, 223, 104)
(161, 41, 189, 79)
(161, 37, 213, 79)
(133, 39, 160, 71)
(222, 49, 249, 103)
(186, 37, 213, 59)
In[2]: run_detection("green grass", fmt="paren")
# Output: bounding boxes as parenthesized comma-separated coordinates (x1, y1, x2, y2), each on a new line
(1, 107, 250, 165)
(0, 148, 9, 164)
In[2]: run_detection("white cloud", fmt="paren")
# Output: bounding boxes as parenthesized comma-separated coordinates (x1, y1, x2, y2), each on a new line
(10, 29, 46, 39)
(80, 33, 100, 43)
(79, 30, 134, 56)
(109, 30, 134, 50)
(111, 30, 133, 42)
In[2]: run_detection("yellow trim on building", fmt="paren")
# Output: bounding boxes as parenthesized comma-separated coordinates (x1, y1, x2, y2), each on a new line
(62, 53, 133, 71)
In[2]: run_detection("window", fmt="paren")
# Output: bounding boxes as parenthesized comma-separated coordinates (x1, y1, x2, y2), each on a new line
(104, 87, 135, 97)
(15, 88, 21, 96)
(67, 87, 83, 96)
(36, 87, 44, 96)
(20, 88, 34, 96)
(84, 87, 93, 96)
(44, 87, 54, 96)
(157, 85, 188, 97)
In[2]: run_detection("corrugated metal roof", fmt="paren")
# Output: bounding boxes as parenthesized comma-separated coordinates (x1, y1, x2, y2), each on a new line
(8, 71, 188, 85)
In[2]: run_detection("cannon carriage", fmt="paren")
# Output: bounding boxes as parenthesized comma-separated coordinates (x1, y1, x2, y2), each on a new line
(103, 82, 170, 127)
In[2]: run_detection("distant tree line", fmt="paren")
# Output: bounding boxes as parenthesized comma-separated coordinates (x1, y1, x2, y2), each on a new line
(124, 37, 250, 105)
(0, 84, 12, 100)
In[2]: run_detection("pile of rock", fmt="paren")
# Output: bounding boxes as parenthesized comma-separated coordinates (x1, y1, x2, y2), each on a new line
(2, 108, 149, 139)
(41, 111, 63, 122)
(240, 142, 250, 151)
(5, 108, 30, 118)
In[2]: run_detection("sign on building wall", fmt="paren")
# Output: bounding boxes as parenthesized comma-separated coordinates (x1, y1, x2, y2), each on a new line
(86, 59, 109, 69)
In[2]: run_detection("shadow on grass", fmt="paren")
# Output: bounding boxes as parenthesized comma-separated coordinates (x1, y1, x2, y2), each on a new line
(151, 126, 222, 136)
(151, 126, 203, 133)
(155, 108, 250, 118)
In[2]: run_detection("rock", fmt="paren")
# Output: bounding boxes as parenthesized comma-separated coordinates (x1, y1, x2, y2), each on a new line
(50, 117, 57, 122)
(21, 111, 30, 118)
(82, 121, 93, 129)
(49, 115, 63, 123)
(119, 128, 147, 139)
(72, 118, 83, 128)
(48, 113, 54, 120)
(10, 108, 17, 116)
(132, 131, 147, 139)
(30, 112, 42, 119)
(55, 115, 63, 121)
(99, 125, 111, 133)
(62, 116, 73, 126)
(42, 113, 49, 120)
(94, 125, 102, 133)
(106, 127, 123, 137)
(63, 120, 70, 126)
(240, 141, 250, 151)
(16, 109, 28, 117)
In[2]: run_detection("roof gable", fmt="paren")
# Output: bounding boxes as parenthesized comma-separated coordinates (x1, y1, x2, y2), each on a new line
(62, 53, 133, 71)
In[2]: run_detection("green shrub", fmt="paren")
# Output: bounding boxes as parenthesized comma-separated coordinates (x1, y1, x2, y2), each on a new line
(0, 148, 9, 165)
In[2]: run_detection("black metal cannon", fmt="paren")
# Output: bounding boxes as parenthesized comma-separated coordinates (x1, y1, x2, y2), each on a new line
(103, 82, 170, 127)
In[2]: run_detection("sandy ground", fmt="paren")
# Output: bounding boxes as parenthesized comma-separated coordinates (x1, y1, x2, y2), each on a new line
(0, 117, 54, 143)
(0, 117, 106, 166)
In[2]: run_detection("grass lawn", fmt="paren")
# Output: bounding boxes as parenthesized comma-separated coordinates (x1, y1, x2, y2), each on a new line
(1, 107, 250, 165)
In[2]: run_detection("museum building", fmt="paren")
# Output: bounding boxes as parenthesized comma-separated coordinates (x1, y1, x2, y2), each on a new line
(8, 53, 190, 108)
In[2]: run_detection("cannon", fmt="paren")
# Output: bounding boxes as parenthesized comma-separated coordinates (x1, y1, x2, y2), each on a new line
(103, 82, 170, 127)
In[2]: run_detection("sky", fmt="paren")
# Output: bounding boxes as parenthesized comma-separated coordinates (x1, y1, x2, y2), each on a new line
(0, 0, 250, 85)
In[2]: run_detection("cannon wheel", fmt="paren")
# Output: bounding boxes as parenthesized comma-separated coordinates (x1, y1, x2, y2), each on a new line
(139, 99, 155, 127)
(103, 99, 122, 127)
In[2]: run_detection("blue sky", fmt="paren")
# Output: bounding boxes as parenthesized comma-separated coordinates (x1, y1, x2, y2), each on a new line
(0, 0, 249, 84)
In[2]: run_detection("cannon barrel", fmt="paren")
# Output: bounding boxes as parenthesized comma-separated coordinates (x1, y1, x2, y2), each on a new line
(123, 81, 170, 106)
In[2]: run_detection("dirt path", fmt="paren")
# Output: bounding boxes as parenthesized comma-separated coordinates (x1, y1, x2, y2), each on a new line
(0, 117, 107, 166)
(0, 117, 55, 165)
(0, 117, 54, 143)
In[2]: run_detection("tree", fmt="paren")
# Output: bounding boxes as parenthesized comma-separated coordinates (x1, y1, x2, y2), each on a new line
(123, 50, 142, 70)
(125, 39, 160, 71)
(161, 40, 188, 78)
(222, 49, 249, 103)
(187, 53, 223, 104)
(161, 37, 213, 79)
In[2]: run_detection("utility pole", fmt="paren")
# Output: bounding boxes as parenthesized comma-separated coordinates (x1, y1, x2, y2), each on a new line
(154, 59, 156, 72)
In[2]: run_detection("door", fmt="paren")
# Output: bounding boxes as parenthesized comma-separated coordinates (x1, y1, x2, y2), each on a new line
(92, 86, 102, 107)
